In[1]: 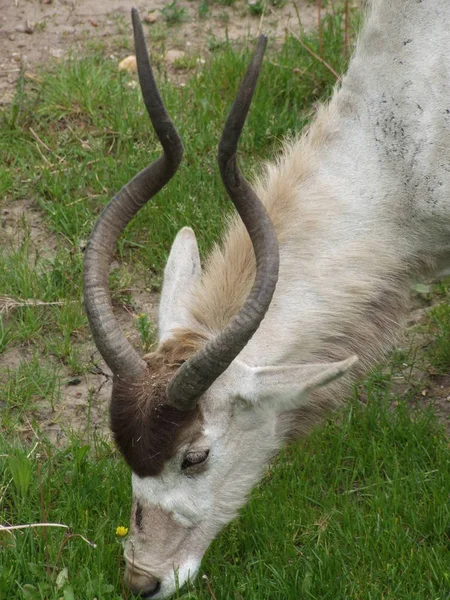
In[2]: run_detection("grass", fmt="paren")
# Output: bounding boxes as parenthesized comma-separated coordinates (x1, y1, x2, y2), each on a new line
(160, 0, 188, 25)
(1, 383, 449, 599)
(1, 4, 450, 600)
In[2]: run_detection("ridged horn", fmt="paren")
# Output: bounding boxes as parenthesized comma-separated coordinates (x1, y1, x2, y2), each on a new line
(167, 35, 279, 409)
(83, 8, 183, 381)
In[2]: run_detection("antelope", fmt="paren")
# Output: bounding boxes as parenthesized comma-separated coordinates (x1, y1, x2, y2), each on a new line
(83, 1, 450, 597)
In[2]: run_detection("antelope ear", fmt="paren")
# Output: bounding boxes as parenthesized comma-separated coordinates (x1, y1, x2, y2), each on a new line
(159, 227, 201, 342)
(236, 355, 358, 411)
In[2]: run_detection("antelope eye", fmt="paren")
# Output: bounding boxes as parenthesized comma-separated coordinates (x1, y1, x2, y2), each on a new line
(181, 450, 209, 470)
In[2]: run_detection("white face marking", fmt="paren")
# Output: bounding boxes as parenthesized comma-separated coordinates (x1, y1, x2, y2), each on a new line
(132, 445, 215, 527)
(164, 557, 201, 598)
(124, 553, 201, 600)
(124, 373, 281, 598)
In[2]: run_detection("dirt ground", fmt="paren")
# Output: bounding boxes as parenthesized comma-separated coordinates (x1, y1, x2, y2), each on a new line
(1, 0, 449, 441)
(1, 199, 160, 443)
(0, 0, 325, 105)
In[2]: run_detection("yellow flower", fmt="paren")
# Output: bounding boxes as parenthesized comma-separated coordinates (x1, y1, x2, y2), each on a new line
(115, 526, 128, 537)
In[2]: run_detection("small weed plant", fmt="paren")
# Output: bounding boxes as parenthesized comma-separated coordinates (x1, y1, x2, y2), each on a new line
(135, 313, 156, 352)
(160, 0, 187, 25)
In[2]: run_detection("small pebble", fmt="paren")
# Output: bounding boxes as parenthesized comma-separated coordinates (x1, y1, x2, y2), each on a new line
(118, 55, 137, 73)
(15, 20, 35, 34)
(144, 11, 158, 23)
(165, 49, 185, 64)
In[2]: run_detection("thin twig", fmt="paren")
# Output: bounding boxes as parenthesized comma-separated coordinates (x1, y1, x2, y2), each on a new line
(55, 534, 72, 567)
(0, 523, 97, 548)
(38, 464, 51, 577)
(95, 173, 109, 194)
(203, 576, 218, 600)
(276, 6, 341, 82)
(29, 127, 53, 167)
(66, 193, 102, 207)
(266, 59, 312, 76)
(85, 158, 101, 167)
(29, 127, 52, 154)
(24, 417, 44, 447)
(0, 296, 77, 314)
(65, 121, 84, 145)
(29, 126, 66, 166)
(34, 140, 52, 166)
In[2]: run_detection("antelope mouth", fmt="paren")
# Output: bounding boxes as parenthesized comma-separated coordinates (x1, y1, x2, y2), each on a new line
(124, 557, 163, 598)
(123, 553, 155, 576)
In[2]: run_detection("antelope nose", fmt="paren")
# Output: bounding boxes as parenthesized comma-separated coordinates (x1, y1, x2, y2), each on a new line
(138, 581, 161, 598)
(126, 570, 161, 597)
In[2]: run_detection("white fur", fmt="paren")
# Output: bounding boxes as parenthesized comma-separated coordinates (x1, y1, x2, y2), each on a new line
(125, 1, 450, 597)
(159, 227, 201, 342)
(237, 356, 358, 409)
(165, 558, 201, 598)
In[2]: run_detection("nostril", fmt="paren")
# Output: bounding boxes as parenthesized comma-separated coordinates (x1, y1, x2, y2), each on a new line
(136, 580, 161, 598)
(126, 566, 161, 598)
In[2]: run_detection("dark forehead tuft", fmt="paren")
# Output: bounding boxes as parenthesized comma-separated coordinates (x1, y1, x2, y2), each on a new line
(109, 330, 206, 477)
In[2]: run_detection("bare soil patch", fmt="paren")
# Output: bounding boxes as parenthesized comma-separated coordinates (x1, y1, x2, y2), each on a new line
(2, 198, 59, 259)
(0, 190, 159, 442)
(1, 0, 323, 104)
(373, 301, 450, 435)
(3, 344, 113, 445)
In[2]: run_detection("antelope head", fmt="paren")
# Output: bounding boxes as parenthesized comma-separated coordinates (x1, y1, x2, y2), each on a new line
(83, 9, 357, 598)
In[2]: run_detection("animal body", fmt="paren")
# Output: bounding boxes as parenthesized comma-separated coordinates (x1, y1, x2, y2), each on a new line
(83, 2, 450, 598)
